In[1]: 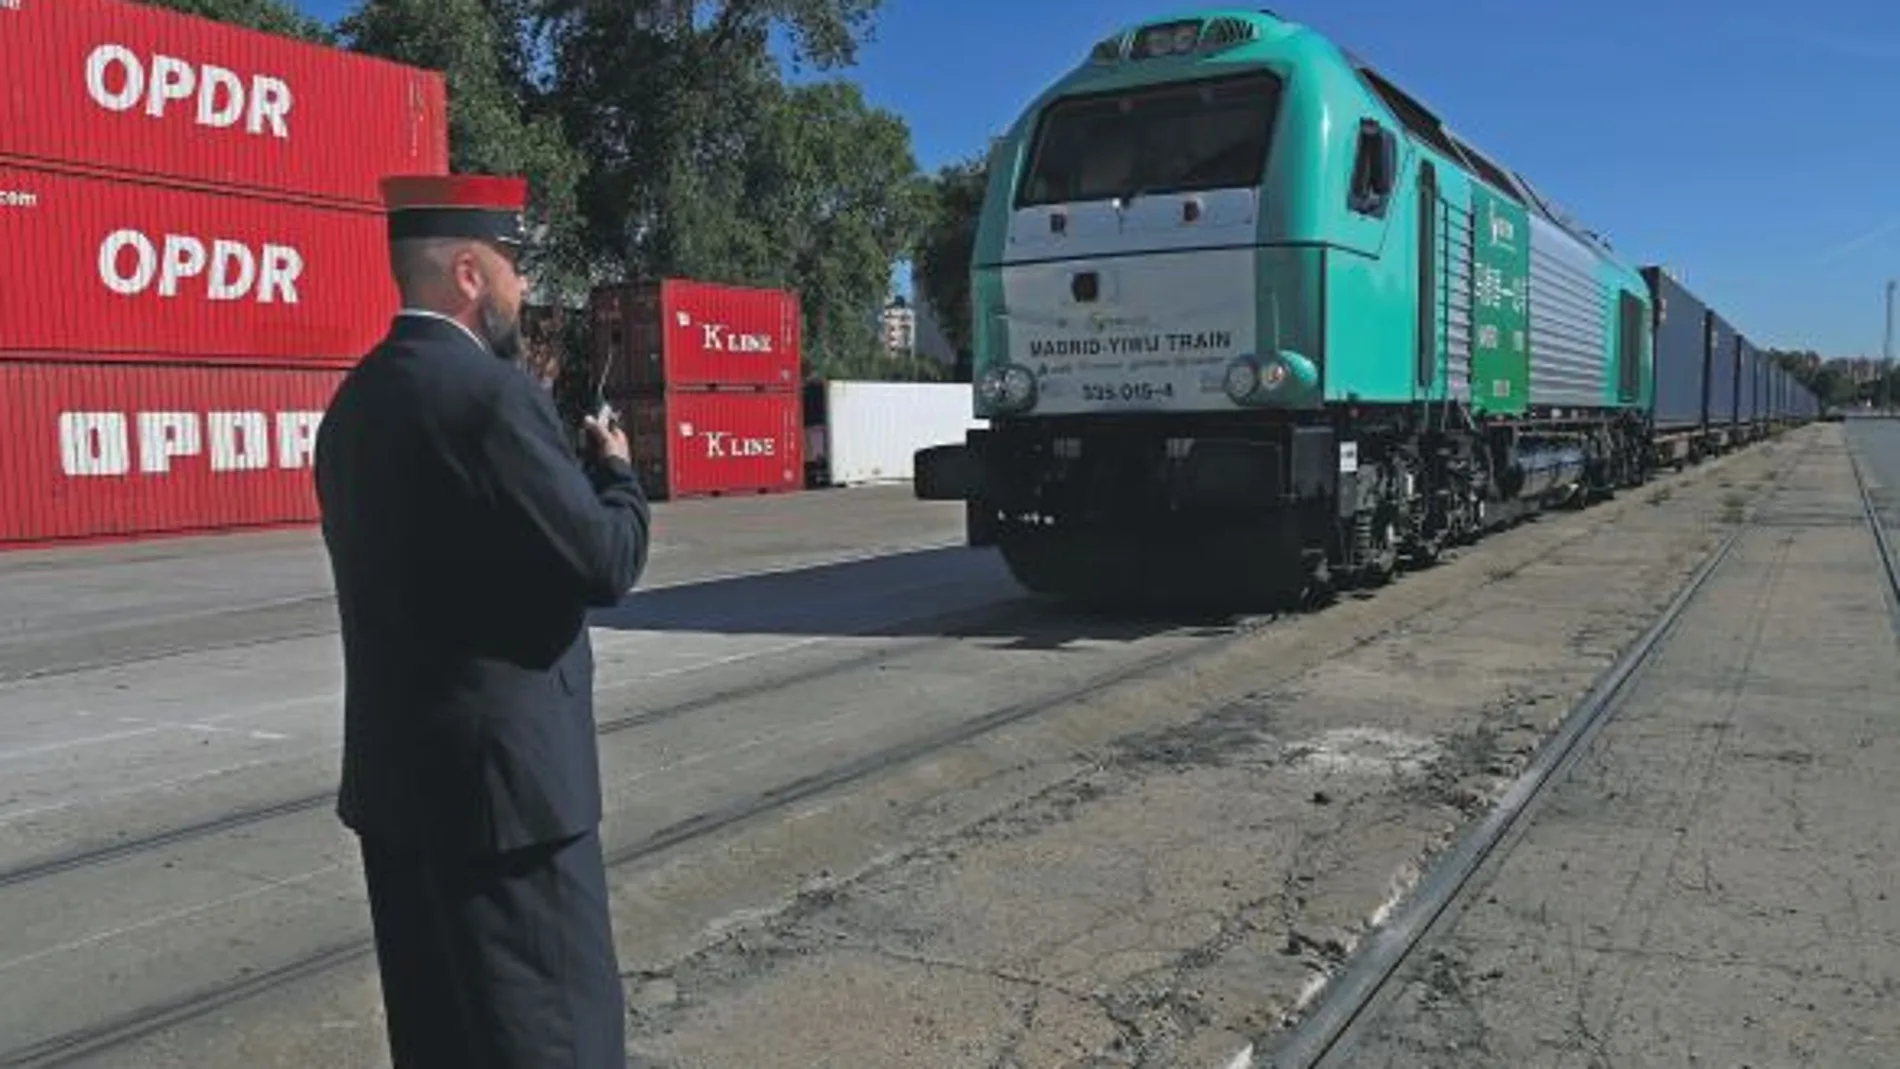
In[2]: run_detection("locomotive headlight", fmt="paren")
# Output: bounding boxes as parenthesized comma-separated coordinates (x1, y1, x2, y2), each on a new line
(1259, 358, 1290, 391)
(1225, 350, 1320, 407)
(978, 364, 1038, 413)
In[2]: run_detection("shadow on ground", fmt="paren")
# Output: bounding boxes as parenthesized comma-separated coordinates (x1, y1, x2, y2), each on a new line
(589, 546, 1248, 647)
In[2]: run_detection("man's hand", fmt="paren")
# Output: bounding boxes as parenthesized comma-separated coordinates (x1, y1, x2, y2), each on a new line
(583, 410, 631, 465)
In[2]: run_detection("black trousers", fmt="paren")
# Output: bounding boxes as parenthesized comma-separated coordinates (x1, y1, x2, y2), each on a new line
(359, 829, 627, 1069)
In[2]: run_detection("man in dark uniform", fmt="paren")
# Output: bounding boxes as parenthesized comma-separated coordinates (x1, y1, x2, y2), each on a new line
(313, 173, 649, 1068)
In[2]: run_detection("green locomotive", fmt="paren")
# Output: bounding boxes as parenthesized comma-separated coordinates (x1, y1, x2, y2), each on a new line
(915, 9, 1658, 607)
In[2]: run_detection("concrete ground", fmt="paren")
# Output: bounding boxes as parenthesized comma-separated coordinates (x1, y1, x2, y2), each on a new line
(0, 484, 972, 682)
(0, 483, 994, 1059)
(0, 426, 1844, 1068)
(1300, 421, 1900, 1067)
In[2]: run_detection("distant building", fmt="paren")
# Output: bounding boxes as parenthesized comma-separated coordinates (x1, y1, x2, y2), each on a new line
(1845, 357, 1882, 384)
(880, 296, 916, 358)
(902, 268, 963, 370)
(910, 292, 958, 368)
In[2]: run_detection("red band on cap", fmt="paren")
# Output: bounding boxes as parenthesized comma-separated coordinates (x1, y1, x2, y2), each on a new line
(380, 174, 528, 212)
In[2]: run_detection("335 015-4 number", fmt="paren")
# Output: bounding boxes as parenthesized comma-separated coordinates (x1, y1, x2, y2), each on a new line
(1082, 381, 1175, 403)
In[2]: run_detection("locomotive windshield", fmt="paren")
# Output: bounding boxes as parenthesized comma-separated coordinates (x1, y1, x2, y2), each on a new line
(1014, 71, 1283, 208)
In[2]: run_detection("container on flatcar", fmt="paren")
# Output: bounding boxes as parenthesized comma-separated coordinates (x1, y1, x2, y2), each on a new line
(1706, 313, 1740, 431)
(1640, 266, 1708, 433)
(0, 0, 447, 206)
(1738, 336, 1762, 431)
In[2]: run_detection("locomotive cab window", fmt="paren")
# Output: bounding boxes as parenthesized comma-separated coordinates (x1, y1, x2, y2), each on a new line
(1349, 118, 1398, 217)
(1015, 72, 1284, 208)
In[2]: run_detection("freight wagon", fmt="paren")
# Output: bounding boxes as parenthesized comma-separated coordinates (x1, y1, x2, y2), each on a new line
(1640, 265, 1815, 469)
(914, 9, 1818, 609)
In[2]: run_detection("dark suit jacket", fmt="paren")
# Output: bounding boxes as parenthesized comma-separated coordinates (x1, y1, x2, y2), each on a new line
(314, 313, 650, 857)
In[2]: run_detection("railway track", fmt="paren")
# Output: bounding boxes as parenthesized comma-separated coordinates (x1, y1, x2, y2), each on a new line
(1846, 443, 1900, 635)
(0, 605, 1281, 1068)
(0, 592, 1048, 891)
(0, 437, 1796, 1069)
(1257, 435, 1868, 1069)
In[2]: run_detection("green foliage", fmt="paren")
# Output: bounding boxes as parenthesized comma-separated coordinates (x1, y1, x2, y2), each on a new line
(336, 0, 589, 300)
(170, 0, 957, 381)
(766, 81, 931, 375)
(1766, 347, 1898, 409)
(913, 152, 988, 359)
(545, 1, 924, 378)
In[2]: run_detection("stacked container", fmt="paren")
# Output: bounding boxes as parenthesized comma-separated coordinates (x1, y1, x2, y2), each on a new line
(588, 279, 804, 501)
(1, 0, 447, 546)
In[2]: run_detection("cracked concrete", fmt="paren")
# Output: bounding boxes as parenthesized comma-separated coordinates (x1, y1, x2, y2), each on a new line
(1332, 428, 1900, 1068)
(617, 434, 1824, 1067)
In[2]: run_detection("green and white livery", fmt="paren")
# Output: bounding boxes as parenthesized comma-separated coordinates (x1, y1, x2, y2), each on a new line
(918, 9, 1656, 609)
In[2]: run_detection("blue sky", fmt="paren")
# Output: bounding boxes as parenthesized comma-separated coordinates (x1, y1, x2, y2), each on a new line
(297, 0, 1900, 358)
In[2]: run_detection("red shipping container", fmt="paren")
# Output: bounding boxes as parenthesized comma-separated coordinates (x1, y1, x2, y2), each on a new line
(0, 162, 394, 363)
(616, 389, 803, 501)
(0, 358, 344, 546)
(0, 0, 447, 206)
(592, 279, 802, 393)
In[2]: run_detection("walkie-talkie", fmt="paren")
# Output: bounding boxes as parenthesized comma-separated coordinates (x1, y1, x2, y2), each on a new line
(583, 350, 619, 451)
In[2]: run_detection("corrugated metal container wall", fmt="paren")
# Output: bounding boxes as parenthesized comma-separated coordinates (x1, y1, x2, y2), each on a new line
(0, 0, 448, 206)
(1759, 352, 1770, 421)
(1640, 267, 1708, 432)
(590, 284, 659, 394)
(592, 279, 801, 393)
(1742, 339, 1762, 424)
(1758, 348, 1773, 422)
(0, 162, 392, 362)
(822, 382, 987, 486)
(615, 389, 803, 500)
(0, 358, 341, 545)
(1706, 313, 1738, 428)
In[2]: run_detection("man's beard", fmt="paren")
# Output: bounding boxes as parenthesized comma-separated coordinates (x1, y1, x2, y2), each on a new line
(477, 294, 523, 365)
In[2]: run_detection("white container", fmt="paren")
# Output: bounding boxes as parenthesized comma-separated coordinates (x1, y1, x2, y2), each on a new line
(823, 381, 985, 486)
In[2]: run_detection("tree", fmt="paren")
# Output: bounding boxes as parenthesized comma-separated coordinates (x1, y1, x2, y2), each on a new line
(764, 80, 930, 376)
(913, 152, 988, 361)
(545, 1, 889, 274)
(139, 0, 332, 41)
(547, 1, 923, 378)
(337, 0, 590, 301)
(138, 0, 931, 380)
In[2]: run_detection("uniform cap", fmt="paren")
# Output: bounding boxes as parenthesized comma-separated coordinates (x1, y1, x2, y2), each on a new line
(380, 174, 529, 248)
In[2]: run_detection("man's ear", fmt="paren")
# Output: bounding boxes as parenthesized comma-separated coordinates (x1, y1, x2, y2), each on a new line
(451, 245, 487, 303)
